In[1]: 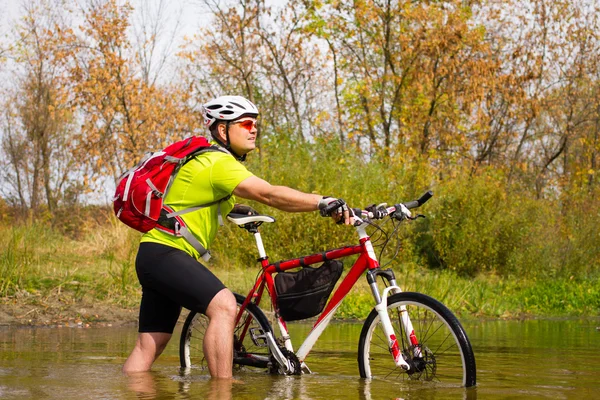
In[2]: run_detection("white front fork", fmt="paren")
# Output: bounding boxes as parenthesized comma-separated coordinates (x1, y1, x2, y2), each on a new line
(375, 286, 413, 370)
(360, 223, 415, 370)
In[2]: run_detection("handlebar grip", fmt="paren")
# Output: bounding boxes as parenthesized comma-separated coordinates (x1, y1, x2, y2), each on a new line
(319, 198, 347, 217)
(403, 201, 419, 209)
(404, 190, 433, 210)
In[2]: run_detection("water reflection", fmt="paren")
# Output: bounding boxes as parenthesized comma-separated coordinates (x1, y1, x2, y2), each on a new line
(356, 377, 478, 400)
(125, 371, 159, 399)
(172, 368, 480, 400)
(175, 369, 238, 400)
(1, 319, 599, 399)
(125, 369, 239, 400)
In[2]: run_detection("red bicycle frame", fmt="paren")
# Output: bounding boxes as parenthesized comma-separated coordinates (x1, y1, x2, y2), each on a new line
(236, 232, 384, 365)
(227, 194, 433, 374)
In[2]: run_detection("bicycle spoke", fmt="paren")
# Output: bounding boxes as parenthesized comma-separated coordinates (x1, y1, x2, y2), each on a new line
(420, 319, 446, 345)
(427, 326, 455, 356)
(437, 341, 460, 357)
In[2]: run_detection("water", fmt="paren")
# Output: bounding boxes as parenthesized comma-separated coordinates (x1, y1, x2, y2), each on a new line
(1, 319, 599, 399)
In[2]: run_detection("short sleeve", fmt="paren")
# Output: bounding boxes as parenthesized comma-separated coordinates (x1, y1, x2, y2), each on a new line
(209, 155, 254, 196)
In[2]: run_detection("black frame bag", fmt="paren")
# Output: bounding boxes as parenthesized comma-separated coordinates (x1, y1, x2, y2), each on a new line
(274, 259, 343, 321)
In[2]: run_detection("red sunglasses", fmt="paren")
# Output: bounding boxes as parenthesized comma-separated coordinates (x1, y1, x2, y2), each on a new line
(231, 119, 257, 131)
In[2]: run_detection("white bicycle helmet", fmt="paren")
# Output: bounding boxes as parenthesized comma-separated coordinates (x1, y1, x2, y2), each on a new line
(201, 95, 259, 127)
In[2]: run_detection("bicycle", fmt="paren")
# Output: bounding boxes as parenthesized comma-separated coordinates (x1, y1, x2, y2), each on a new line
(179, 191, 477, 387)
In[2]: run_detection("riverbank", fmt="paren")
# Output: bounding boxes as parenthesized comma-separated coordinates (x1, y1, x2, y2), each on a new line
(2, 266, 599, 328)
(2, 221, 599, 328)
(0, 291, 138, 328)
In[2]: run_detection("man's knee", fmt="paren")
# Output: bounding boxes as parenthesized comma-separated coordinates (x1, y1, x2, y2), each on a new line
(139, 332, 171, 355)
(206, 289, 237, 321)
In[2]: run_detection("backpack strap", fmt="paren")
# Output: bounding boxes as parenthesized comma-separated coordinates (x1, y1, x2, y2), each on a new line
(177, 224, 212, 262)
(162, 145, 229, 198)
(156, 206, 213, 261)
(164, 195, 232, 226)
(156, 195, 231, 261)
(154, 144, 237, 261)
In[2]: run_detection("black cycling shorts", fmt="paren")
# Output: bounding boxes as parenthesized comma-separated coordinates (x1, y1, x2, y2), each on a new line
(135, 242, 227, 334)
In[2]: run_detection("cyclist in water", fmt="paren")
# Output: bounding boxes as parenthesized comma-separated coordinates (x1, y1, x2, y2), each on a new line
(122, 95, 352, 378)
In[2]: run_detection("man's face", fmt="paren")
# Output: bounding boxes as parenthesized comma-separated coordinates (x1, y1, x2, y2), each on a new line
(219, 118, 258, 155)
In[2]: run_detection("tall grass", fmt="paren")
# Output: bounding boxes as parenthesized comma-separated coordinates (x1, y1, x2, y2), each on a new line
(1, 136, 599, 319)
(0, 219, 141, 307)
(211, 137, 600, 282)
(416, 172, 600, 279)
(0, 218, 598, 319)
(0, 225, 38, 297)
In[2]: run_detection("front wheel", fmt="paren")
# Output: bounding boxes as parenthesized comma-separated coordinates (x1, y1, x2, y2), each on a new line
(180, 292, 274, 374)
(358, 292, 476, 387)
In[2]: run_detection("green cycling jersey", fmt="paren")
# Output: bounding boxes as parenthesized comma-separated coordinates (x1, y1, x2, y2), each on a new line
(141, 148, 254, 260)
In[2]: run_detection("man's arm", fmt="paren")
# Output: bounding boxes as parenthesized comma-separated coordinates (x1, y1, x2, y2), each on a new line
(233, 176, 321, 212)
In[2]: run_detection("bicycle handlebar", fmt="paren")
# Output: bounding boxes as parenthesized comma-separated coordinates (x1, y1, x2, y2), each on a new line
(401, 190, 433, 210)
(352, 190, 434, 220)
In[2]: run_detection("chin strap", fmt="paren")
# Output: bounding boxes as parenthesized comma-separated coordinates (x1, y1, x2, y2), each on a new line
(213, 123, 246, 162)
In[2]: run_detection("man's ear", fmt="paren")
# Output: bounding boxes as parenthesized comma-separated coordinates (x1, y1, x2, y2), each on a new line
(216, 122, 227, 142)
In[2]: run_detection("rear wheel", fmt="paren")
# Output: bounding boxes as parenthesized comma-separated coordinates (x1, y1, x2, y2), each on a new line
(180, 293, 273, 373)
(358, 292, 476, 387)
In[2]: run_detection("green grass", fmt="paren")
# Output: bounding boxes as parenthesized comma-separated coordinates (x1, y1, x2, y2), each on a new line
(215, 262, 600, 320)
(1, 138, 599, 320)
(0, 221, 141, 307)
(1, 217, 599, 321)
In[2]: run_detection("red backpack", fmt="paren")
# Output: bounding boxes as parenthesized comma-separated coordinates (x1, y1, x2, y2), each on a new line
(112, 136, 227, 260)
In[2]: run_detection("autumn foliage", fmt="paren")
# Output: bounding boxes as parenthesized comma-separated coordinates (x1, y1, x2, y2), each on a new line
(1, 0, 599, 277)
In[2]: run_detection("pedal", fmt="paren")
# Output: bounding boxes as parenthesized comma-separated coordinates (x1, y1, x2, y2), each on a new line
(249, 327, 269, 347)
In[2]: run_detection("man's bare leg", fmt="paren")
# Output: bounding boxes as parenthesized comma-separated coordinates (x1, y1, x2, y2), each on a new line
(123, 332, 171, 373)
(203, 289, 237, 378)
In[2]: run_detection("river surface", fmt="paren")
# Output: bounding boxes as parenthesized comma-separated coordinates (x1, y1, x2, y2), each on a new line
(1, 318, 599, 399)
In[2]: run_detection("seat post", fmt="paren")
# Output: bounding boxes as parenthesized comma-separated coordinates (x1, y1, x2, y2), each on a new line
(253, 231, 267, 259)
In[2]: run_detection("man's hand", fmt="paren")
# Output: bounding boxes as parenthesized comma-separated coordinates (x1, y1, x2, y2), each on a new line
(317, 197, 353, 225)
(230, 204, 258, 216)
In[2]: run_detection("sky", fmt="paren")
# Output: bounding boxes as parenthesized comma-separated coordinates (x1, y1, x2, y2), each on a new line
(1, 0, 209, 48)
(0, 0, 287, 84)
(0, 0, 287, 40)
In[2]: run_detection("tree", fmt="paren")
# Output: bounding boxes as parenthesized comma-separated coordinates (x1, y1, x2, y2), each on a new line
(181, 0, 331, 146)
(305, 0, 494, 164)
(0, 0, 77, 215)
(54, 0, 198, 186)
(476, 0, 600, 195)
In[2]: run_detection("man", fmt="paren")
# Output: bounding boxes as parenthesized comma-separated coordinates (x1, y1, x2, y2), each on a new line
(122, 95, 351, 378)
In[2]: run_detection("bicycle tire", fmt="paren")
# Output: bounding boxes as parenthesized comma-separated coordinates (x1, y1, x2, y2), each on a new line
(179, 292, 274, 373)
(358, 292, 476, 387)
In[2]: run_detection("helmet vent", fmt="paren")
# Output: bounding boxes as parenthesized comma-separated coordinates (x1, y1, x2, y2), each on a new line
(202, 95, 259, 126)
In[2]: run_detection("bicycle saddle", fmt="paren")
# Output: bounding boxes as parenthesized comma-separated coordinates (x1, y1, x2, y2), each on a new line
(226, 213, 276, 225)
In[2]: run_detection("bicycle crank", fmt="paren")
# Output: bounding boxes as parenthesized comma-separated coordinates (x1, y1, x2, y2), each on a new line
(269, 347, 301, 375)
